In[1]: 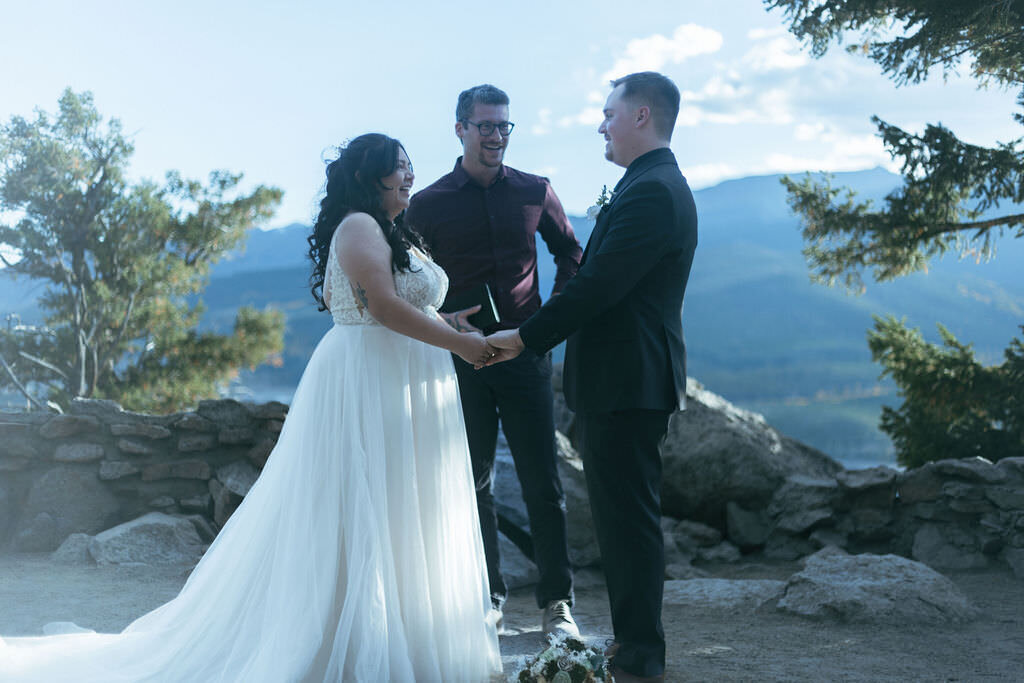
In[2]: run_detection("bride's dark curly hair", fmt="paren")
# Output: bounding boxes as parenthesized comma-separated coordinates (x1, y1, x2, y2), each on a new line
(308, 133, 426, 311)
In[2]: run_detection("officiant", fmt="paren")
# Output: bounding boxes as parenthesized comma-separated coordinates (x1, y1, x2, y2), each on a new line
(405, 84, 583, 636)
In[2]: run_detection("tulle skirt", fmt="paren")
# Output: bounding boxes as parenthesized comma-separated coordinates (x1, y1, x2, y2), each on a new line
(0, 324, 502, 682)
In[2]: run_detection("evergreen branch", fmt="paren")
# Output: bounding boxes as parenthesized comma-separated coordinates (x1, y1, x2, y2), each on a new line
(920, 212, 1024, 239)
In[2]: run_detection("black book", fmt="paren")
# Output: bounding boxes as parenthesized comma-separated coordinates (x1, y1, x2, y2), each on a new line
(441, 283, 500, 330)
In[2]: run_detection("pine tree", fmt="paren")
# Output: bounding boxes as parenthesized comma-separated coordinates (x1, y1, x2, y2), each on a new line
(0, 89, 285, 413)
(766, 0, 1024, 464)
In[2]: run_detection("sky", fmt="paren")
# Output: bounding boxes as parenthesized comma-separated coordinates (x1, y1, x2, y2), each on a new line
(1, 0, 1021, 228)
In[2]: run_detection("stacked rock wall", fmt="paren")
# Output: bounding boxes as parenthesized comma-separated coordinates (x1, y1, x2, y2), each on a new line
(0, 398, 286, 552)
(754, 457, 1024, 577)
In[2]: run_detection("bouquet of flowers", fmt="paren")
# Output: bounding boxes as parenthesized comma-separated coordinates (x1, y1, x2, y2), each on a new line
(512, 633, 611, 683)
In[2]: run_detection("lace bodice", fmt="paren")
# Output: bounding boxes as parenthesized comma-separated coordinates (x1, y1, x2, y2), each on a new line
(325, 232, 448, 326)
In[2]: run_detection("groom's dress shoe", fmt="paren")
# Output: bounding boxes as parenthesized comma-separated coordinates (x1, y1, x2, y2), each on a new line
(609, 665, 664, 683)
(604, 640, 620, 658)
(541, 599, 579, 637)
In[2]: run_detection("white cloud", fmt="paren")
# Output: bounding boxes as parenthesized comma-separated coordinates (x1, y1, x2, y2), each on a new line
(600, 24, 723, 82)
(743, 37, 809, 71)
(794, 122, 826, 141)
(532, 108, 553, 136)
(747, 27, 787, 40)
(676, 83, 794, 127)
(558, 107, 604, 128)
(680, 162, 741, 188)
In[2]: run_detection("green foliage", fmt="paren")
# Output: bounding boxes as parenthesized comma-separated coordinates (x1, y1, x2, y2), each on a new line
(768, 0, 1024, 464)
(869, 316, 1024, 467)
(767, 0, 1024, 291)
(0, 89, 285, 413)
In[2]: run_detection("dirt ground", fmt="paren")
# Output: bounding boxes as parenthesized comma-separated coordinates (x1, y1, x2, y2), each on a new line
(1, 554, 1023, 682)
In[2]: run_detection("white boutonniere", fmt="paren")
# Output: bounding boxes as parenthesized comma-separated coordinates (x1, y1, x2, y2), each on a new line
(585, 185, 614, 221)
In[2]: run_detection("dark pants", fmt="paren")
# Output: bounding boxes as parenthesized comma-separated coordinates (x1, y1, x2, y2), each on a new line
(452, 349, 574, 610)
(579, 409, 671, 679)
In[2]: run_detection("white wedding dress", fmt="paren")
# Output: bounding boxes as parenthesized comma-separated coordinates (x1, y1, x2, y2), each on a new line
(0, 235, 503, 682)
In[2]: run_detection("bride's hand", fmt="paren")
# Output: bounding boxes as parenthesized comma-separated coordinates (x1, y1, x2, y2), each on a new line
(454, 333, 495, 368)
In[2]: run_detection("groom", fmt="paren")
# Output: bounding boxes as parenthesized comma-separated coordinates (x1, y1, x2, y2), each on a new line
(485, 71, 697, 682)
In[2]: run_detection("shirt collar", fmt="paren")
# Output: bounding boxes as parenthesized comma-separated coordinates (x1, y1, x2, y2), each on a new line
(615, 147, 676, 191)
(453, 156, 507, 189)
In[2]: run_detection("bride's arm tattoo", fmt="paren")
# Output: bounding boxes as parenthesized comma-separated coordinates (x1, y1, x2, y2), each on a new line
(355, 282, 369, 314)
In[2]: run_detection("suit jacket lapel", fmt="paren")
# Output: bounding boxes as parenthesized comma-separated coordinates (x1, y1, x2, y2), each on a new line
(581, 151, 677, 265)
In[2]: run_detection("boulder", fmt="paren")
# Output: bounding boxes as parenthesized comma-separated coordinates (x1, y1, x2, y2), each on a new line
(217, 460, 259, 497)
(664, 579, 785, 611)
(726, 501, 770, 549)
(1002, 547, 1024, 580)
(696, 541, 742, 563)
(768, 475, 839, 534)
(836, 466, 898, 508)
(99, 461, 140, 480)
(53, 443, 106, 463)
(38, 415, 100, 439)
(68, 398, 125, 419)
(88, 512, 205, 565)
(12, 512, 57, 552)
(249, 401, 289, 420)
(109, 423, 172, 439)
(672, 519, 722, 549)
(912, 523, 989, 570)
(0, 482, 10, 541)
(172, 413, 218, 432)
(763, 533, 816, 561)
(778, 548, 977, 623)
(178, 434, 217, 452)
(931, 457, 1007, 484)
(197, 399, 253, 427)
(12, 466, 119, 551)
(219, 427, 256, 445)
(52, 532, 95, 564)
(996, 457, 1024, 481)
(660, 379, 842, 529)
(498, 531, 539, 589)
(491, 428, 600, 568)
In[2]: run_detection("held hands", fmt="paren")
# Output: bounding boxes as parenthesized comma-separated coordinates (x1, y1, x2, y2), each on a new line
(479, 329, 524, 368)
(454, 332, 496, 367)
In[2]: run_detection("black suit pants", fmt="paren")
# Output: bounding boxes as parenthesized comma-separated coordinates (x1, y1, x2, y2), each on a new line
(452, 349, 574, 610)
(579, 409, 671, 678)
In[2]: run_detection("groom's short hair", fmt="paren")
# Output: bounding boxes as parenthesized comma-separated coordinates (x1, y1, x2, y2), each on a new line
(611, 72, 680, 141)
(456, 84, 510, 122)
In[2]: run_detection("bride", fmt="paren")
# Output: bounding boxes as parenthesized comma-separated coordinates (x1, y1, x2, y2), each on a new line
(0, 133, 503, 682)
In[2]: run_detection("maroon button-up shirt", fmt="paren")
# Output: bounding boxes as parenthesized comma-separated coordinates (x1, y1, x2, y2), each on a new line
(406, 158, 583, 331)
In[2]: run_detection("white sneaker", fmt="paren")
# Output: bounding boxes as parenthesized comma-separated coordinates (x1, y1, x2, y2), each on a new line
(542, 599, 579, 637)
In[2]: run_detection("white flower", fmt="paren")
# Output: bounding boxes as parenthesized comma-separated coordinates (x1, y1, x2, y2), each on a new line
(586, 204, 602, 221)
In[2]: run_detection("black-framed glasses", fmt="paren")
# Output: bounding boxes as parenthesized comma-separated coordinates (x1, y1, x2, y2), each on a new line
(462, 120, 515, 137)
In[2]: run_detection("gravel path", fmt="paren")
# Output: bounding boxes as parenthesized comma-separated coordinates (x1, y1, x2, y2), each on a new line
(2, 554, 1023, 681)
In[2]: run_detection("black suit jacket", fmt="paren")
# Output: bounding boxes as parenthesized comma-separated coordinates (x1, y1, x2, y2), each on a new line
(518, 148, 697, 414)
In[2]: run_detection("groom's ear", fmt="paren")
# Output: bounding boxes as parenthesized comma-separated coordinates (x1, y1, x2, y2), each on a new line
(635, 105, 651, 128)
(455, 121, 466, 144)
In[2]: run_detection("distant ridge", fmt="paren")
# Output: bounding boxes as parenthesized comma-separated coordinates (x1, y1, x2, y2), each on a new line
(3, 168, 1022, 466)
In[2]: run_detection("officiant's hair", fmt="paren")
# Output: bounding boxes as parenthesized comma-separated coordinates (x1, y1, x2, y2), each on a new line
(308, 133, 427, 311)
(611, 71, 680, 141)
(455, 84, 510, 122)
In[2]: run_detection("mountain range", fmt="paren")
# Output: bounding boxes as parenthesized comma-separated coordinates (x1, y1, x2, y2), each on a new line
(3, 167, 1022, 467)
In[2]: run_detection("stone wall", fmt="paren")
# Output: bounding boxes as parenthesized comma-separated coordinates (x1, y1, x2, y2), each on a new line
(0, 398, 287, 552)
(3, 392, 1024, 581)
(748, 457, 1024, 577)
